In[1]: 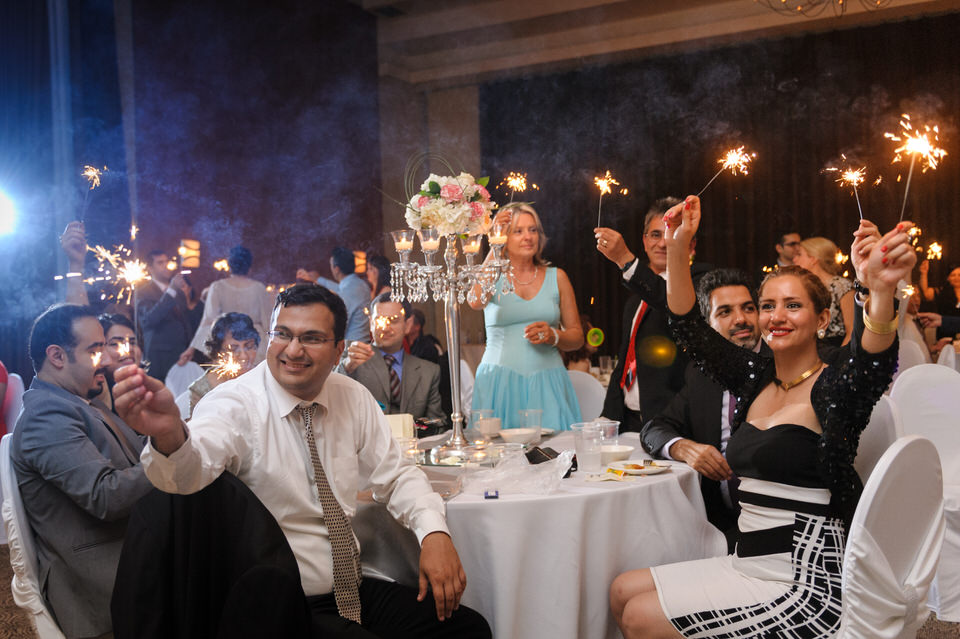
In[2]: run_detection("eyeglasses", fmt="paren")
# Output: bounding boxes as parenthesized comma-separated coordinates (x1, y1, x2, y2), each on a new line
(782, 241, 800, 247)
(645, 231, 665, 241)
(224, 342, 259, 353)
(267, 330, 337, 346)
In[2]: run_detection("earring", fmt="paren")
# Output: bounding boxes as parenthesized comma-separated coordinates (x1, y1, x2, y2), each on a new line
(817, 328, 826, 339)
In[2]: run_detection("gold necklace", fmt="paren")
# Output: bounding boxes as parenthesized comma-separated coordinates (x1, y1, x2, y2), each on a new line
(774, 360, 823, 391)
(513, 265, 539, 286)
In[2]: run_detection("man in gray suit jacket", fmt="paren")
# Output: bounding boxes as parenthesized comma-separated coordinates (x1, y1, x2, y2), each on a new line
(11, 304, 152, 638)
(341, 296, 444, 421)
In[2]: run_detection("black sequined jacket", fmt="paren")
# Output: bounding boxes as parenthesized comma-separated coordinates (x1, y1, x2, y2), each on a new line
(668, 306, 899, 526)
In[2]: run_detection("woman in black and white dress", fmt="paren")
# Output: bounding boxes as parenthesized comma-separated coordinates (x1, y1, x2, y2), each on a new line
(609, 196, 915, 639)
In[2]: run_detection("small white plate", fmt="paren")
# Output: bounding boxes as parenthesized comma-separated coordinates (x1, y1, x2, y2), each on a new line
(607, 461, 671, 475)
(492, 427, 557, 439)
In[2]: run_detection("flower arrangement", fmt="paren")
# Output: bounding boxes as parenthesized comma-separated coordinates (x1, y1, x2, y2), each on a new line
(406, 173, 494, 236)
(401, 153, 496, 237)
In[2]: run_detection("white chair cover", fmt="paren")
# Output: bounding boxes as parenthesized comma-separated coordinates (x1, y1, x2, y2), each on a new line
(936, 344, 957, 372)
(164, 361, 204, 399)
(840, 436, 944, 639)
(567, 370, 605, 421)
(890, 364, 960, 484)
(3, 372, 25, 432)
(899, 317, 932, 365)
(1, 373, 26, 543)
(0, 434, 67, 638)
(459, 359, 474, 416)
(174, 389, 193, 421)
(891, 364, 960, 622)
(893, 340, 928, 386)
(854, 395, 903, 484)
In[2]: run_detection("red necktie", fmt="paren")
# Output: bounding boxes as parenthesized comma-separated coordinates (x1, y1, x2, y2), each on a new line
(620, 301, 649, 391)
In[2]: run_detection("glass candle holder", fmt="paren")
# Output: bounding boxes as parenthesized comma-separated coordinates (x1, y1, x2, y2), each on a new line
(418, 228, 441, 254)
(461, 234, 483, 265)
(391, 229, 415, 254)
(488, 222, 509, 246)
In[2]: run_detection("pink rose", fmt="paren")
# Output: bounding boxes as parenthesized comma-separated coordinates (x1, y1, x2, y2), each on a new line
(417, 195, 431, 209)
(476, 184, 491, 201)
(440, 184, 463, 203)
(469, 201, 485, 220)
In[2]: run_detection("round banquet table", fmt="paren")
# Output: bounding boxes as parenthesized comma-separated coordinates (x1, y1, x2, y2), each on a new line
(354, 431, 727, 639)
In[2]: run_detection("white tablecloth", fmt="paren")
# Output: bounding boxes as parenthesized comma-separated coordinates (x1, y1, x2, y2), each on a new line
(355, 432, 727, 639)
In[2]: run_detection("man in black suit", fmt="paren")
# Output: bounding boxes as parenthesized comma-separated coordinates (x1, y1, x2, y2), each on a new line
(136, 251, 195, 381)
(595, 197, 709, 432)
(640, 268, 762, 549)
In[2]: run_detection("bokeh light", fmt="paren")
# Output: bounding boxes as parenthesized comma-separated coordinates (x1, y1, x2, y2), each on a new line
(0, 190, 16, 235)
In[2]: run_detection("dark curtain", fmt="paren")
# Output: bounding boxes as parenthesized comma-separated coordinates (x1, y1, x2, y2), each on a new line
(479, 13, 960, 359)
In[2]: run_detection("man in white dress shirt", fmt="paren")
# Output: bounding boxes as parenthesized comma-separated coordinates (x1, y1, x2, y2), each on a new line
(114, 284, 490, 639)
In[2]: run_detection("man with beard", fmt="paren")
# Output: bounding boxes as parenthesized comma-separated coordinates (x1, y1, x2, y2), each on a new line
(640, 269, 762, 549)
(11, 304, 152, 639)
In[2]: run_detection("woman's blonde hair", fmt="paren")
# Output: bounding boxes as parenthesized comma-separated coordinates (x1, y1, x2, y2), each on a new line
(799, 237, 841, 276)
(503, 204, 550, 266)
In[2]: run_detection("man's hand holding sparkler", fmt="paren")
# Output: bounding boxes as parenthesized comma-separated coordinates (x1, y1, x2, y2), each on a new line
(60, 222, 87, 270)
(113, 365, 186, 455)
(343, 341, 375, 374)
(594, 227, 635, 269)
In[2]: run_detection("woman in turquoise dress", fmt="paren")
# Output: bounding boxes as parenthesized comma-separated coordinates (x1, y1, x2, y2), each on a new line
(470, 204, 584, 430)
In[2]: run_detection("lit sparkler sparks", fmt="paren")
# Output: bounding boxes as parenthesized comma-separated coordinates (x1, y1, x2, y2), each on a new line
(835, 251, 849, 266)
(825, 157, 867, 219)
(130, 224, 139, 241)
(927, 242, 943, 261)
(82, 165, 107, 190)
(213, 259, 230, 272)
(205, 352, 242, 379)
(697, 146, 757, 197)
(902, 284, 917, 298)
(594, 170, 621, 227)
(885, 114, 948, 222)
(117, 340, 131, 358)
(78, 165, 109, 222)
(79, 243, 149, 304)
(91, 351, 102, 367)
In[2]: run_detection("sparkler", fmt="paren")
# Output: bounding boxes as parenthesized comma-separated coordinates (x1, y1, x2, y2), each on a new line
(885, 114, 948, 222)
(594, 170, 620, 227)
(825, 156, 867, 220)
(697, 147, 756, 197)
(498, 171, 539, 203)
(83, 243, 149, 304)
(835, 250, 849, 266)
(213, 259, 230, 272)
(130, 224, 139, 241)
(927, 242, 943, 261)
(117, 340, 131, 359)
(91, 351, 102, 368)
(205, 352, 242, 379)
(78, 165, 108, 223)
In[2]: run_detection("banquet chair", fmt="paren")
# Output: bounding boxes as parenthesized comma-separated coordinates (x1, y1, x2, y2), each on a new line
(0, 434, 68, 639)
(891, 364, 960, 622)
(460, 359, 474, 416)
(1, 372, 25, 543)
(853, 395, 903, 484)
(164, 361, 204, 398)
(892, 340, 928, 386)
(936, 344, 957, 372)
(840, 435, 944, 639)
(567, 370, 605, 421)
(3, 372, 25, 432)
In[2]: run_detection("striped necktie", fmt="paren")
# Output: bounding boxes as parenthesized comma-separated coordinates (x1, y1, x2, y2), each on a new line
(298, 404, 363, 624)
(383, 354, 401, 410)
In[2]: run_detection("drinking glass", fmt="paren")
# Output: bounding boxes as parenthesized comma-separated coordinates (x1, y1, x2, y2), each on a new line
(518, 408, 543, 444)
(571, 423, 603, 474)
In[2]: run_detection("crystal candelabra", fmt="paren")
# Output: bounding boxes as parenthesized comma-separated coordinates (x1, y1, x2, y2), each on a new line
(390, 223, 513, 461)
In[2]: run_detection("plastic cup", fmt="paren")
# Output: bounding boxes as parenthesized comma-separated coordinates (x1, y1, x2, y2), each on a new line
(594, 419, 620, 445)
(518, 409, 543, 444)
(571, 422, 603, 474)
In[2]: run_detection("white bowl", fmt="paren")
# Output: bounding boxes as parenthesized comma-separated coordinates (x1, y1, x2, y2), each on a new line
(498, 428, 539, 444)
(601, 445, 635, 466)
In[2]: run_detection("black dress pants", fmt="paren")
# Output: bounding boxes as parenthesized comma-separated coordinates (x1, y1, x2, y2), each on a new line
(307, 578, 491, 639)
